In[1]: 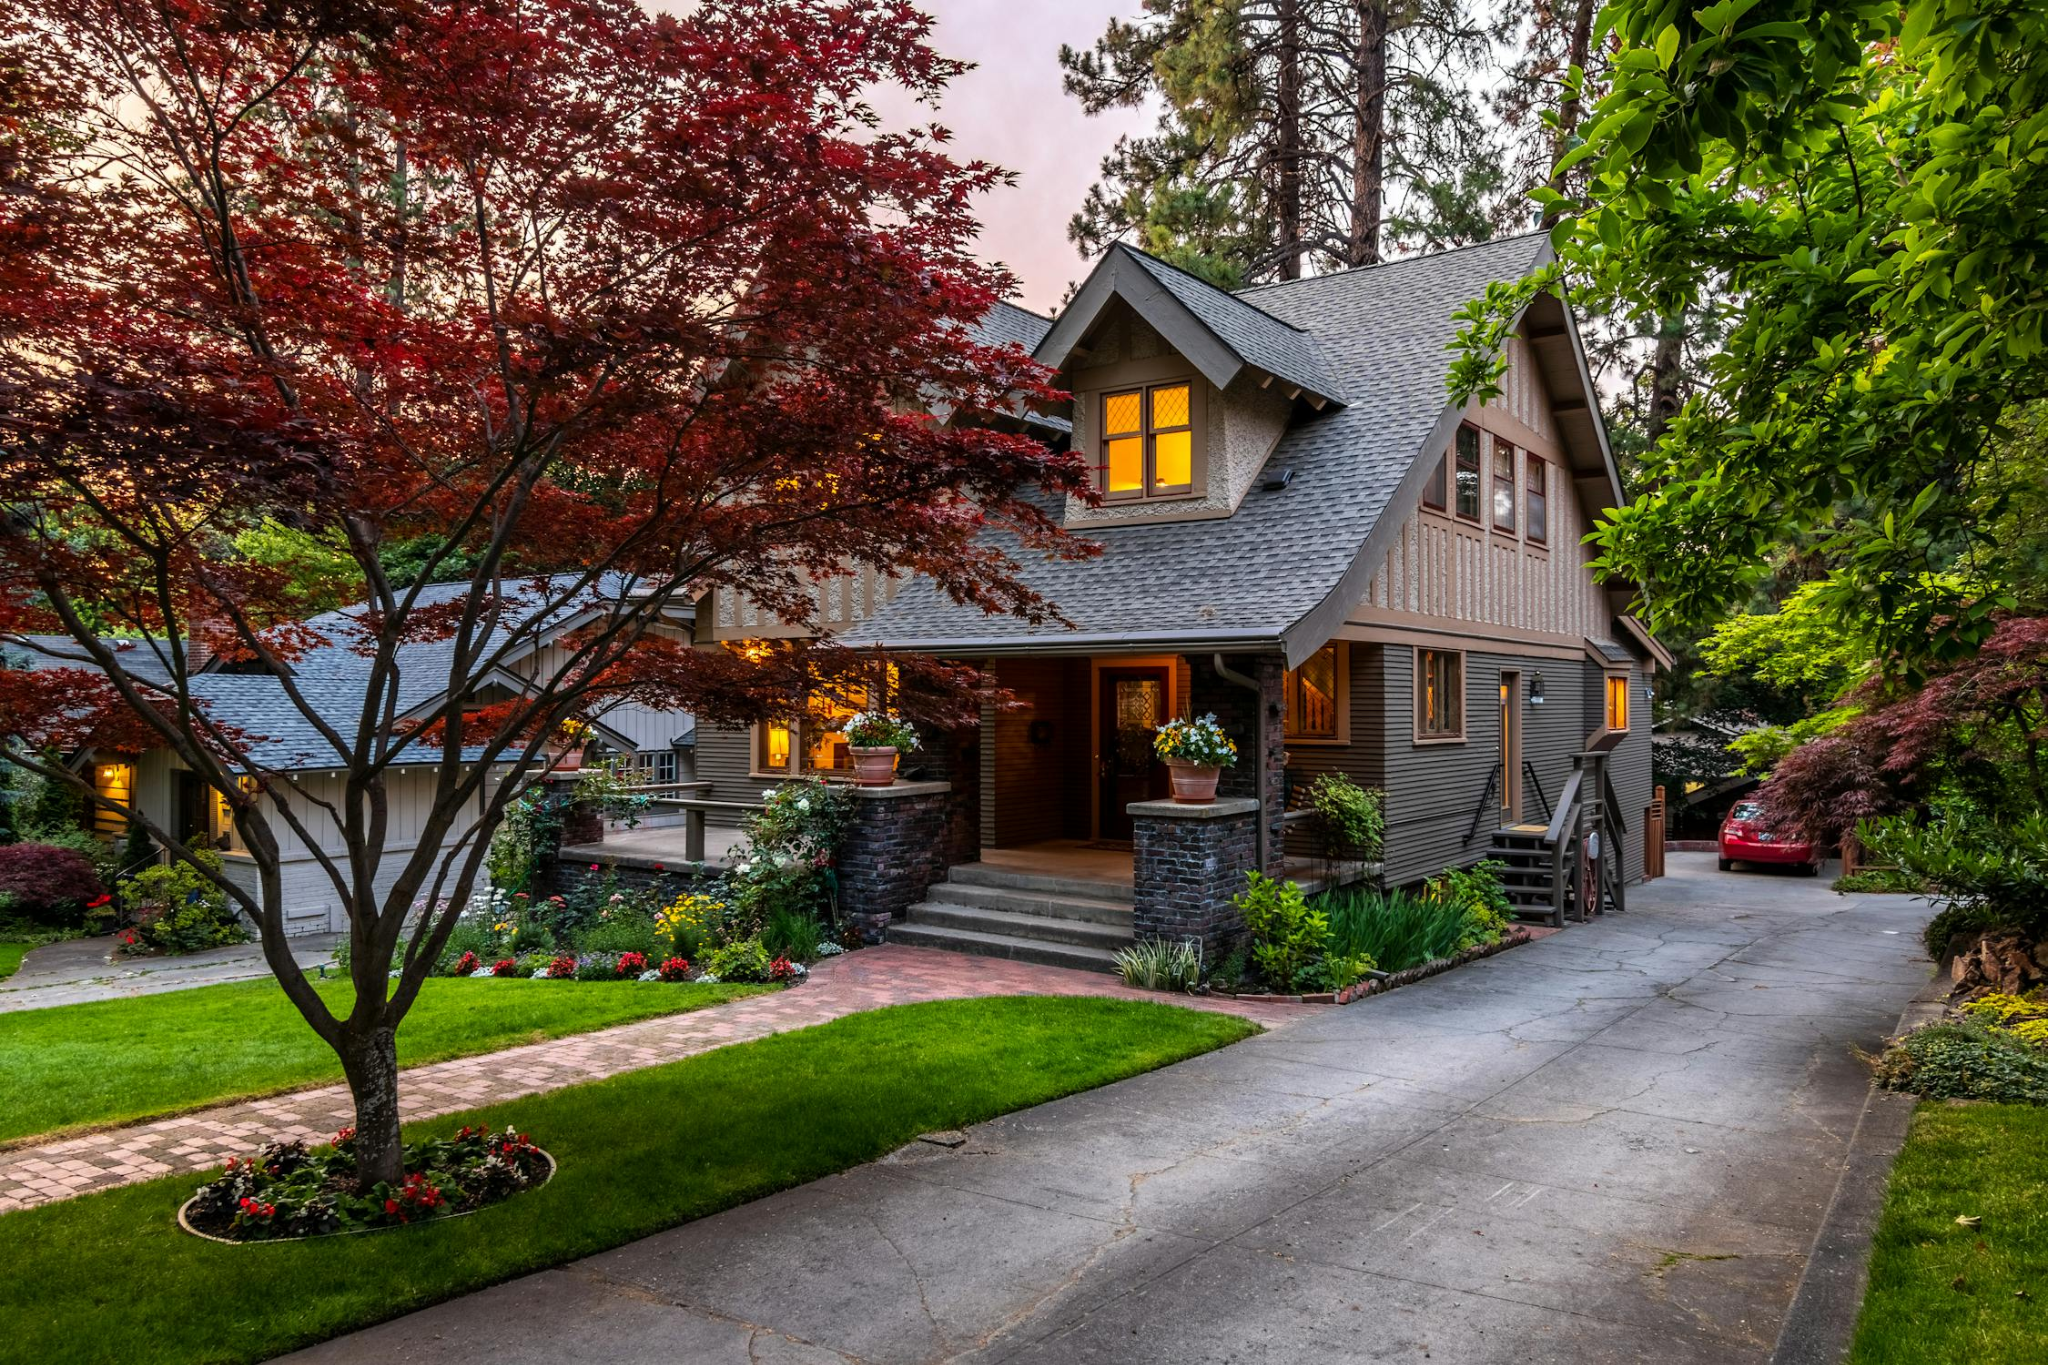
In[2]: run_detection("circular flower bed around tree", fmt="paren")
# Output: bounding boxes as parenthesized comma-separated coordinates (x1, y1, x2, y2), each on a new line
(179, 1125, 552, 1243)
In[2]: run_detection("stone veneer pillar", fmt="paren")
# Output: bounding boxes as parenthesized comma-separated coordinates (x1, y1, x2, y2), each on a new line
(836, 780, 956, 944)
(1129, 795, 1261, 963)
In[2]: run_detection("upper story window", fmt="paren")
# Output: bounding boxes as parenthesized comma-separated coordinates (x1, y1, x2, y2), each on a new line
(1605, 673, 1630, 732)
(1100, 381, 1195, 500)
(1527, 457, 1548, 544)
(1492, 437, 1516, 533)
(1417, 648, 1464, 740)
(1283, 643, 1341, 741)
(1453, 425, 1482, 522)
(1421, 451, 1447, 510)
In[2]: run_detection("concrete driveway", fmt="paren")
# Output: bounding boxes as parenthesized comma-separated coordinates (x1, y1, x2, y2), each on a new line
(291, 854, 1932, 1365)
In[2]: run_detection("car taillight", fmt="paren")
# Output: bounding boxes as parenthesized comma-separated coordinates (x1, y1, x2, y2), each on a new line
(1726, 823, 1750, 837)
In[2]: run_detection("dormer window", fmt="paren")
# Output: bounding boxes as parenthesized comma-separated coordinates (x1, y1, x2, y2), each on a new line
(1099, 381, 1196, 500)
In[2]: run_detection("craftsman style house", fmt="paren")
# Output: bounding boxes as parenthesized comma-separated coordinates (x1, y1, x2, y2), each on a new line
(687, 232, 1665, 968)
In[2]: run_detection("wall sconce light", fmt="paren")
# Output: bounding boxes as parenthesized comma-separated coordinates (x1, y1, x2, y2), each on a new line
(1528, 673, 1545, 706)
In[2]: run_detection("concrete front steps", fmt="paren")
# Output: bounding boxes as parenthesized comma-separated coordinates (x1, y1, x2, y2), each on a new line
(886, 862, 1133, 974)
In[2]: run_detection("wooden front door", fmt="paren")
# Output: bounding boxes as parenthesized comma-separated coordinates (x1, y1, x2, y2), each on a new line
(1098, 667, 1171, 842)
(1498, 670, 1522, 825)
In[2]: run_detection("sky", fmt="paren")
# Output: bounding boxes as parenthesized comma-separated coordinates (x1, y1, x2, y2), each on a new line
(864, 1, 1157, 315)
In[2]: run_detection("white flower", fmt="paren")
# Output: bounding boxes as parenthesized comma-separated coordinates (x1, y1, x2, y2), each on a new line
(530, 967, 549, 979)
(816, 942, 845, 957)
(796, 797, 810, 812)
(695, 973, 720, 984)
(637, 969, 661, 982)
(469, 967, 494, 979)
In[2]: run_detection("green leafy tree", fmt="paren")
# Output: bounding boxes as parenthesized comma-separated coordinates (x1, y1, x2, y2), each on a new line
(232, 521, 365, 618)
(1452, 1, 2048, 678)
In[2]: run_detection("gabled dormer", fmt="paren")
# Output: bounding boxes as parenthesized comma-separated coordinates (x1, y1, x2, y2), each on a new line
(1036, 245, 1346, 527)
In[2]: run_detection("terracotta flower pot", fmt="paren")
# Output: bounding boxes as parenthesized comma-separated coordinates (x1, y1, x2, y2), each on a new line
(1167, 761, 1221, 803)
(549, 745, 585, 773)
(850, 745, 898, 787)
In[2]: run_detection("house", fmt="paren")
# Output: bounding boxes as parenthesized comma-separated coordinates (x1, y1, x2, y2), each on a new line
(3, 577, 697, 935)
(678, 233, 1668, 969)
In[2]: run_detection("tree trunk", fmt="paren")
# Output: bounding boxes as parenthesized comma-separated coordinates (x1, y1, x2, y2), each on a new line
(1545, 0, 1598, 213)
(1348, 1, 1387, 267)
(1646, 313, 1686, 442)
(1276, 0, 1304, 279)
(338, 1019, 405, 1189)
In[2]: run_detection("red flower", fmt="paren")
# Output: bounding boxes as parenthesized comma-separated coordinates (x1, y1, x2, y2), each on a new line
(384, 1198, 399, 1214)
(617, 951, 647, 976)
(657, 956, 692, 982)
(333, 1126, 356, 1148)
(454, 950, 480, 976)
(492, 957, 517, 977)
(653, 863, 665, 872)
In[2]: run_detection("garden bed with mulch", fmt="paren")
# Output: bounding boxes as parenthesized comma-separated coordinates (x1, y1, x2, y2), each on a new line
(1206, 926, 1543, 1005)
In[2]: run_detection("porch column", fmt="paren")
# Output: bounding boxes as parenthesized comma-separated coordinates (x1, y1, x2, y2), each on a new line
(1185, 654, 1287, 876)
(1129, 796, 1260, 963)
(837, 780, 956, 944)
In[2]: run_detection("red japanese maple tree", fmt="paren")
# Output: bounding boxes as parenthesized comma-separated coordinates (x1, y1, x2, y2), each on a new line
(0, 0, 1087, 1185)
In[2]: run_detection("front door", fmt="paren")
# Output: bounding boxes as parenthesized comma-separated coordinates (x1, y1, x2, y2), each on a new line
(1098, 667, 1171, 843)
(1499, 670, 1522, 824)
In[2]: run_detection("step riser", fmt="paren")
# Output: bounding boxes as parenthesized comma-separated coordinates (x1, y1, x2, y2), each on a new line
(935, 882, 1133, 925)
(887, 924, 1123, 974)
(908, 903, 1132, 949)
(944, 862, 1135, 904)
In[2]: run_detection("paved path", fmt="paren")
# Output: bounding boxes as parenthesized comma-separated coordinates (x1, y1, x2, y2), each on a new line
(0, 946, 1304, 1211)
(0, 932, 341, 1013)
(291, 855, 1934, 1365)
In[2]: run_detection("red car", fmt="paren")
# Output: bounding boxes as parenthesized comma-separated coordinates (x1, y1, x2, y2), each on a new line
(1718, 799, 1819, 874)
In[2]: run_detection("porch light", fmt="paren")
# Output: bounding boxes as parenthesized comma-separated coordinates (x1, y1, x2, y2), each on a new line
(1528, 673, 1545, 706)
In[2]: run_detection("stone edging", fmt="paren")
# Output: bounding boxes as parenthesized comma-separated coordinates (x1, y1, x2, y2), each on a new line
(1205, 927, 1536, 1006)
(175, 1147, 557, 1245)
(1765, 973, 1948, 1364)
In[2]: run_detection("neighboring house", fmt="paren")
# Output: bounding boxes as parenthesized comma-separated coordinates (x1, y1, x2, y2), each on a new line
(3, 578, 697, 935)
(687, 234, 1669, 963)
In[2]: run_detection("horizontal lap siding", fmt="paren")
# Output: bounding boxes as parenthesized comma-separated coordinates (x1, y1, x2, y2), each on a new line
(1282, 643, 1385, 857)
(692, 725, 760, 827)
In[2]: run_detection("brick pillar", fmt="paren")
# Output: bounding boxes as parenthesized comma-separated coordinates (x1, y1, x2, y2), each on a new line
(1185, 654, 1286, 876)
(836, 780, 957, 944)
(1130, 796, 1260, 963)
(543, 777, 603, 846)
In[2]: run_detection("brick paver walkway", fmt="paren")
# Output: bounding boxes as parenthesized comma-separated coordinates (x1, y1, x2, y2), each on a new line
(0, 945, 1305, 1213)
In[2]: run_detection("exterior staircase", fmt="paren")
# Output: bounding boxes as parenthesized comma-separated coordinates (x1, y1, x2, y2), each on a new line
(1485, 824, 1567, 923)
(887, 862, 1133, 974)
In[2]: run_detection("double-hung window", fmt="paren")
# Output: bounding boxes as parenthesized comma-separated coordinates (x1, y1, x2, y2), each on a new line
(1100, 382, 1194, 499)
(1283, 644, 1341, 740)
(1527, 457, 1548, 544)
(1492, 437, 1517, 533)
(1417, 649, 1464, 739)
(1453, 426, 1482, 521)
(1605, 674, 1630, 732)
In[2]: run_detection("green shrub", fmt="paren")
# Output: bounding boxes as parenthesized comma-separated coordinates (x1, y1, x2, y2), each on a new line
(435, 921, 500, 974)
(1304, 773, 1384, 863)
(762, 908, 824, 962)
(1425, 860, 1515, 951)
(119, 850, 246, 955)
(725, 778, 854, 933)
(705, 937, 774, 983)
(1233, 871, 1327, 991)
(1112, 937, 1203, 992)
(1832, 866, 1928, 894)
(1322, 886, 1466, 974)
(574, 910, 660, 958)
(1872, 1022, 2048, 1105)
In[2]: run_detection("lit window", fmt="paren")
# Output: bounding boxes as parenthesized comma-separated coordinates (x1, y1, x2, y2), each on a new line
(1605, 675, 1630, 732)
(1527, 458, 1548, 544)
(761, 724, 792, 773)
(1492, 437, 1516, 533)
(1284, 644, 1340, 740)
(1453, 426, 1481, 521)
(1418, 649, 1463, 738)
(1098, 382, 1195, 499)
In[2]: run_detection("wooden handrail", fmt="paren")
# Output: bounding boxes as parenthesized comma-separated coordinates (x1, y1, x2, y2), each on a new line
(1544, 768, 1582, 847)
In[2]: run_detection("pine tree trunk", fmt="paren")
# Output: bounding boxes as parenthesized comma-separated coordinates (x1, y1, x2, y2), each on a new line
(339, 1020, 405, 1190)
(1276, 0, 1304, 279)
(1348, 1, 1387, 267)
(1646, 314, 1686, 442)
(1545, 0, 1598, 215)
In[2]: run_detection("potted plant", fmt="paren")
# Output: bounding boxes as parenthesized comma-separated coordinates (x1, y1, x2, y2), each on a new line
(1152, 713, 1238, 803)
(842, 712, 919, 787)
(547, 718, 590, 772)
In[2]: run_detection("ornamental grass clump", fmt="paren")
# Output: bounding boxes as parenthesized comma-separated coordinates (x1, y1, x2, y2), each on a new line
(1152, 713, 1238, 769)
(1113, 937, 1204, 992)
(183, 1125, 550, 1242)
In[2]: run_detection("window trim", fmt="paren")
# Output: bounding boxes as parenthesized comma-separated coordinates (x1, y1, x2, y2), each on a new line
(1491, 435, 1517, 535)
(1526, 454, 1549, 546)
(1413, 646, 1467, 744)
(1604, 671, 1631, 733)
(1091, 376, 1203, 502)
(1452, 424, 1483, 523)
(1421, 451, 1447, 511)
(1282, 642, 1349, 746)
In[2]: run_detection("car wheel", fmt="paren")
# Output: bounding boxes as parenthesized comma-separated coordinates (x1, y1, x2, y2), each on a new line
(1718, 858, 1733, 872)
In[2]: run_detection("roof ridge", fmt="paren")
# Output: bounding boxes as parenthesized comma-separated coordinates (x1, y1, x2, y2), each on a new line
(1113, 241, 1311, 334)
(989, 297, 1052, 324)
(1232, 230, 1550, 297)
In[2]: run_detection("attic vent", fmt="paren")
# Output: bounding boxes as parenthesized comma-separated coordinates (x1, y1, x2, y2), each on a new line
(1197, 605, 1218, 622)
(1261, 467, 1294, 491)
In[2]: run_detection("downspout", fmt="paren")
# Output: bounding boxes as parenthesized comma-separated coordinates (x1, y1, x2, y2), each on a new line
(1212, 653, 1271, 875)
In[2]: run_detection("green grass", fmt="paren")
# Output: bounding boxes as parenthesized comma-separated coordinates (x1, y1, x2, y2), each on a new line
(1850, 1102, 2048, 1364)
(0, 941, 27, 982)
(0, 975, 769, 1145)
(0, 995, 1254, 1365)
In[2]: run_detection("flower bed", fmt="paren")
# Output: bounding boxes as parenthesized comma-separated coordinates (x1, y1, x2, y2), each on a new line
(180, 1125, 552, 1243)
(1207, 926, 1539, 1004)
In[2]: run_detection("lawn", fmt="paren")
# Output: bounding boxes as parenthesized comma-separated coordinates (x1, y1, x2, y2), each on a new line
(1850, 1101, 2048, 1364)
(0, 975, 770, 1145)
(0, 995, 1253, 1365)
(0, 941, 27, 982)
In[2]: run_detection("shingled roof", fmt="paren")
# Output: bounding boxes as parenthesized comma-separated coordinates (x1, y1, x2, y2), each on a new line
(847, 233, 1582, 667)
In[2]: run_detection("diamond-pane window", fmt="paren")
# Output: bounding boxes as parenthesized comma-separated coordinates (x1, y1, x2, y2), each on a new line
(1150, 384, 1189, 429)
(1098, 382, 1196, 498)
